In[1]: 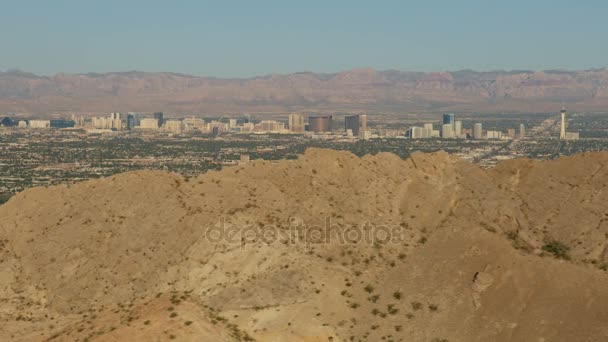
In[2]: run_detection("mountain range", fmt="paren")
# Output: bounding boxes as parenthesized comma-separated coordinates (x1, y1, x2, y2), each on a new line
(2, 68, 608, 115)
(1, 149, 608, 341)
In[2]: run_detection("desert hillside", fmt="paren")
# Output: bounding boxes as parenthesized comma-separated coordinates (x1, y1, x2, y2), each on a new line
(2, 68, 608, 114)
(1, 149, 608, 341)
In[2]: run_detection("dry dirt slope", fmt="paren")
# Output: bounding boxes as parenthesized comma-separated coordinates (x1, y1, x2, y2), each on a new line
(0, 149, 608, 341)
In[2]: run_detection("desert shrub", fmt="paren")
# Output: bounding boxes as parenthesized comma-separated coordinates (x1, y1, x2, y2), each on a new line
(411, 302, 422, 311)
(542, 241, 570, 259)
(387, 304, 399, 315)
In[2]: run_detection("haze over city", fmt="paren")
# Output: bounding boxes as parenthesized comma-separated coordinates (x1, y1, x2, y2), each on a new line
(2, 2, 608, 342)
(1, 0, 607, 76)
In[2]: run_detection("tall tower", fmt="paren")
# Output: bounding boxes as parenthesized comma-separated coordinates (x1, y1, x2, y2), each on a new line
(360, 114, 367, 131)
(560, 107, 566, 140)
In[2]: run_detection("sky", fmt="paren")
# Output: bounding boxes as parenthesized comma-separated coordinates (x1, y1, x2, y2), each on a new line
(1, 0, 607, 77)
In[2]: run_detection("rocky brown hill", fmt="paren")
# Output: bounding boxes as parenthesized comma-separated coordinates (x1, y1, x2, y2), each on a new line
(1, 149, 608, 341)
(2, 68, 608, 114)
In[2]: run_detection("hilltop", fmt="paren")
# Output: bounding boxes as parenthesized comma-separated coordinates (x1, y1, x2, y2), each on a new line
(2, 68, 608, 114)
(1, 149, 608, 341)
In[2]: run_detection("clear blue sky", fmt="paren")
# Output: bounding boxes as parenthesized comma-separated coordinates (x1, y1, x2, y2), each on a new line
(1, 0, 606, 77)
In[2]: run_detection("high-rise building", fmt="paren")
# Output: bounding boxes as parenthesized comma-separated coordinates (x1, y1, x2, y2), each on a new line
(560, 107, 566, 140)
(111, 112, 121, 120)
(519, 123, 526, 139)
(256, 120, 284, 132)
(309, 116, 333, 133)
(165, 120, 184, 134)
(288, 113, 305, 132)
(441, 123, 454, 138)
(473, 123, 483, 139)
(127, 114, 135, 130)
(408, 126, 433, 139)
(454, 121, 462, 137)
(443, 113, 455, 130)
(507, 128, 516, 138)
(111, 118, 122, 130)
(229, 119, 237, 129)
(140, 118, 160, 129)
(154, 112, 164, 128)
(360, 114, 368, 131)
(344, 115, 360, 136)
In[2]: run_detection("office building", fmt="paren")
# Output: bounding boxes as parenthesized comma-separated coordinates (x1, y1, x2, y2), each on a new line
(560, 108, 566, 140)
(519, 123, 526, 139)
(454, 121, 462, 137)
(309, 116, 333, 133)
(242, 122, 255, 132)
(408, 126, 433, 139)
(111, 118, 122, 130)
(360, 114, 368, 131)
(256, 120, 284, 132)
(28, 120, 51, 128)
(344, 115, 360, 136)
(139, 118, 160, 129)
(164, 120, 184, 134)
(473, 123, 483, 139)
(443, 113, 455, 130)
(154, 112, 164, 128)
(487, 130, 502, 139)
(183, 117, 205, 130)
(289, 113, 305, 132)
(229, 119, 237, 129)
(507, 128, 516, 138)
(207, 120, 228, 133)
(50, 119, 75, 128)
(441, 123, 454, 138)
(127, 114, 135, 130)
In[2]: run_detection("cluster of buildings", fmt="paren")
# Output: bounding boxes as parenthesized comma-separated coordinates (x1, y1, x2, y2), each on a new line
(84, 112, 290, 134)
(0, 117, 76, 129)
(407, 113, 527, 140)
(0, 108, 580, 141)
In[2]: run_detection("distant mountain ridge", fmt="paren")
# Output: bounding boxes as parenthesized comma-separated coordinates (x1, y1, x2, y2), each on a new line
(1, 67, 608, 115)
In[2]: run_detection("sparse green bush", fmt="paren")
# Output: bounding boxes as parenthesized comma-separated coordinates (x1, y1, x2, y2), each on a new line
(542, 241, 570, 260)
(411, 302, 422, 311)
(387, 304, 399, 315)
